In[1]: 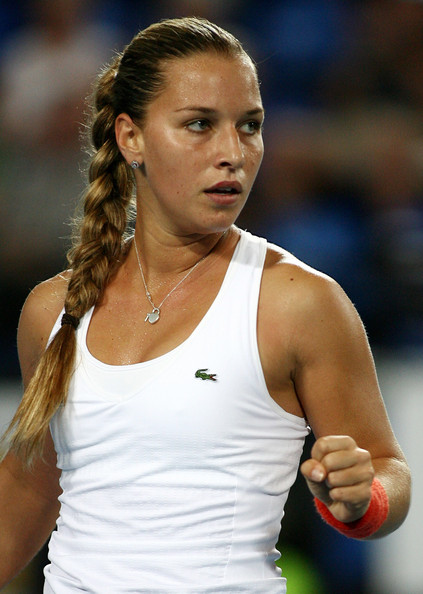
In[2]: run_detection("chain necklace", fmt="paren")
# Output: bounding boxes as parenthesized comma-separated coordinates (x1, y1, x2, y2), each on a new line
(133, 237, 209, 324)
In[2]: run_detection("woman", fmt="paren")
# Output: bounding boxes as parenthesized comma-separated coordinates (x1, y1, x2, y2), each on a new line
(0, 17, 410, 593)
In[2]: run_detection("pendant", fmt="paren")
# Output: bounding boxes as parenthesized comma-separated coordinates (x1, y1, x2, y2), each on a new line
(145, 307, 160, 324)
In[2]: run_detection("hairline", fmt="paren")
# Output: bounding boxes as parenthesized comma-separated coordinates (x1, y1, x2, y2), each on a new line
(132, 48, 258, 126)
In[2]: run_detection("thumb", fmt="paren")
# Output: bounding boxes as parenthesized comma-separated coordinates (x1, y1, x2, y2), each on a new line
(300, 458, 326, 483)
(300, 458, 331, 504)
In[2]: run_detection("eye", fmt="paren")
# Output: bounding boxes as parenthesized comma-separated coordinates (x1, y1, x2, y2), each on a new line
(186, 119, 211, 132)
(239, 120, 263, 135)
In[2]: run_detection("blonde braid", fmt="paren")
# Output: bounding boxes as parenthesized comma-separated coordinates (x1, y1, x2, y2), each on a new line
(3, 63, 135, 465)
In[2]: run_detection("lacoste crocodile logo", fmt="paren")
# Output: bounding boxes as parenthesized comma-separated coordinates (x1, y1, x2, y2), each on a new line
(195, 368, 217, 381)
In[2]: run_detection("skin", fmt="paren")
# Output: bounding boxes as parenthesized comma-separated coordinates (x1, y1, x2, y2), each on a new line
(0, 50, 410, 587)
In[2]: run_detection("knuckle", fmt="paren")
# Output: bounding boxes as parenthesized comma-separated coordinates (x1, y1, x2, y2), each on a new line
(325, 469, 343, 488)
(346, 436, 358, 448)
(313, 435, 333, 457)
(329, 486, 345, 502)
(325, 472, 334, 488)
(357, 447, 371, 461)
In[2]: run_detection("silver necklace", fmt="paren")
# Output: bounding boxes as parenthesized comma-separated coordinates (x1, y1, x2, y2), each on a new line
(133, 238, 208, 324)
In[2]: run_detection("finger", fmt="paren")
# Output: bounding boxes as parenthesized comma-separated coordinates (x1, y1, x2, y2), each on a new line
(325, 464, 375, 490)
(319, 447, 372, 475)
(327, 482, 373, 509)
(300, 458, 327, 483)
(311, 435, 357, 462)
(301, 459, 333, 505)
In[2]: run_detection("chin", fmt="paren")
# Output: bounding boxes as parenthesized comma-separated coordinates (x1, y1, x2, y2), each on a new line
(207, 202, 246, 230)
(197, 213, 240, 235)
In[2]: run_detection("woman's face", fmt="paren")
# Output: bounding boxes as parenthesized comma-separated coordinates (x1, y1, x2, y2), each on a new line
(133, 51, 264, 237)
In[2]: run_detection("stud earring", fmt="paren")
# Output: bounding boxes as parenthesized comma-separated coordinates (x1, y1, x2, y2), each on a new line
(130, 160, 140, 169)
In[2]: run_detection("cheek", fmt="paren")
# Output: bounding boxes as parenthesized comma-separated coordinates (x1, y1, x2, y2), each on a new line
(145, 133, 199, 178)
(143, 146, 181, 188)
(144, 149, 198, 202)
(246, 143, 264, 178)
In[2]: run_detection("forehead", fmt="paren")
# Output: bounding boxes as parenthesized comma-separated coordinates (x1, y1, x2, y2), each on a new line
(154, 52, 262, 111)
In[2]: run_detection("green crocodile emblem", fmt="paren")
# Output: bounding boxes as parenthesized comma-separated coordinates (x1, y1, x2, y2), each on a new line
(195, 368, 217, 381)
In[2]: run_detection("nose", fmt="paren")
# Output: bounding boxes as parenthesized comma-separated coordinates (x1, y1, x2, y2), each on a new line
(216, 126, 245, 170)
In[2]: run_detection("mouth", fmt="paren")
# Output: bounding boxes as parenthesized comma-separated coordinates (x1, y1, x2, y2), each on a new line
(204, 181, 242, 201)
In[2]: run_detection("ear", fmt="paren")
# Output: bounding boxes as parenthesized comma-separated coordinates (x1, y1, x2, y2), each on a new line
(115, 113, 144, 165)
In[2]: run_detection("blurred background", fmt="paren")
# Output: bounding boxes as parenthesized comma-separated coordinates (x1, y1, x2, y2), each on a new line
(0, 0, 422, 592)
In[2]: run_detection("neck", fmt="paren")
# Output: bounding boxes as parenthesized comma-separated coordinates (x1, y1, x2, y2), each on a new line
(128, 226, 237, 325)
(131, 226, 234, 277)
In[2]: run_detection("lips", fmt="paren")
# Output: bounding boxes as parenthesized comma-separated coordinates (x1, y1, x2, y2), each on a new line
(205, 181, 242, 195)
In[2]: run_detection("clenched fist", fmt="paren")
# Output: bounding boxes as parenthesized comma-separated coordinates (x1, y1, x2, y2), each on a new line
(301, 435, 375, 523)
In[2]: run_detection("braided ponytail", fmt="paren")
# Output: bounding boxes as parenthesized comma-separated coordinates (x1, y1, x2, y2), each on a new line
(2, 17, 249, 465)
(3, 59, 135, 465)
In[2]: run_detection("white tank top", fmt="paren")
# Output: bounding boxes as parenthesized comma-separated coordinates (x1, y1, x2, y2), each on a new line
(45, 229, 310, 593)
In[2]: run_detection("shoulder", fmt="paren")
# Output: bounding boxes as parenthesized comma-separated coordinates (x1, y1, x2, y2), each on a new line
(19, 271, 70, 336)
(17, 272, 70, 386)
(259, 242, 366, 359)
(261, 241, 351, 314)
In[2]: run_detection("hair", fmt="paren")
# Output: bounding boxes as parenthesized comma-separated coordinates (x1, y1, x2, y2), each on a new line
(2, 17, 250, 465)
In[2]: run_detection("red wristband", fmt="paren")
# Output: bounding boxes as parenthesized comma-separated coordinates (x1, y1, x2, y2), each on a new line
(314, 478, 389, 539)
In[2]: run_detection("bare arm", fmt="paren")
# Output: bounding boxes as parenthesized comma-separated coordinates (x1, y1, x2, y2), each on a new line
(260, 252, 411, 539)
(293, 272, 410, 537)
(0, 275, 67, 587)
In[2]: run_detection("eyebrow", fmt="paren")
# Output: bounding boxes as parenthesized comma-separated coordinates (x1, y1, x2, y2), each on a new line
(176, 106, 265, 117)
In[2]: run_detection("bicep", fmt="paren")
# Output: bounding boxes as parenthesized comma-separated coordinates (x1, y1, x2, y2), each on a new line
(292, 278, 401, 460)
